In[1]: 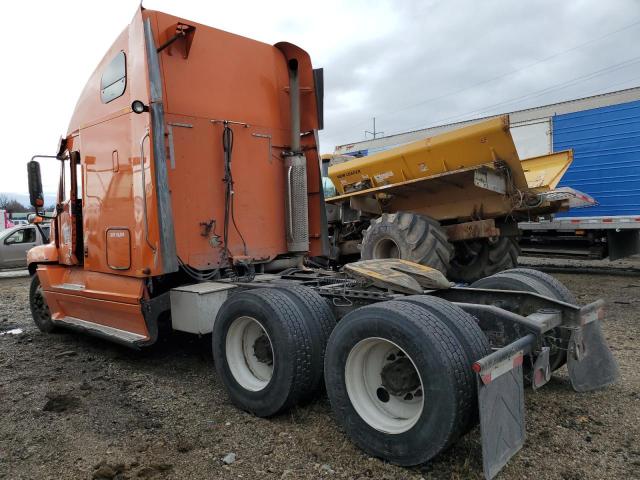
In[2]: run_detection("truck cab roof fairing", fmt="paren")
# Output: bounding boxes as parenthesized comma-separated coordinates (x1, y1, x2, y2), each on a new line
(67, 9, 150, 136)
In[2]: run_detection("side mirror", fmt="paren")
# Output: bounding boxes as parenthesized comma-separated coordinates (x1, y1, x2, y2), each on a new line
(27, 161, 44, 209)
(27, 213, 43, 224)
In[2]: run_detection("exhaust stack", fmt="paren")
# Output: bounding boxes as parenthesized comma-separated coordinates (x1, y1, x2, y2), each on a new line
(284, 58, 309, 253)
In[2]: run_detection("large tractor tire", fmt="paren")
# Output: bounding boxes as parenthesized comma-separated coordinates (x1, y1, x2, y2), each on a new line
(398, 295, 490, 433)
(448, 236, 520, 283)
(29, 274, 56, 333)
(471, 268, 574, 371)
(360, 213, 453, 275)
(212, 288, 323, 417)
(324, 300, 473, 466)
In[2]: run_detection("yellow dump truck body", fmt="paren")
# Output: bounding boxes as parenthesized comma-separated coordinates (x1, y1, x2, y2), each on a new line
(328, 116, 528, 194)
(326, 116, 574, 223)
(521, 150, 574, 192)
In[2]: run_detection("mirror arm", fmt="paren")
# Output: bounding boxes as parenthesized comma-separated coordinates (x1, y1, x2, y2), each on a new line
(34, 223, 49, 243)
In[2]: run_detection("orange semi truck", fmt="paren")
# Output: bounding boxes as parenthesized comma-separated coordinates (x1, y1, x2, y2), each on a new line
(26, 8, 619, 479)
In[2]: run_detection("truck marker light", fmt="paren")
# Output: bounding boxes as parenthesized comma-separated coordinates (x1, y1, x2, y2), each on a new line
(131, 100, 149, 114)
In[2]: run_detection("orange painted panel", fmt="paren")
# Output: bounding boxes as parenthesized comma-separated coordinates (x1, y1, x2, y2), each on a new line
(60, 8, 324, 279)
(163, 114, 290, 269)
(37, 265, 147, 337)
(149, 10, 324, 267)
(37, 265, 144, 305)
(106, 228, 132, 270)
(45, 292, 149, 338)
(81, 113, 160, 276)
(66, 10, 164, 277)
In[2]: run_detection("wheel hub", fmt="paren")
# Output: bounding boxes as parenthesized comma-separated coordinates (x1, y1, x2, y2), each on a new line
(380, 355, 420, 397)
(253, 334, 273, 365)
(225, 316, 274, 392)
(345, 337, 425, 434)
(373, 238, 400, 259)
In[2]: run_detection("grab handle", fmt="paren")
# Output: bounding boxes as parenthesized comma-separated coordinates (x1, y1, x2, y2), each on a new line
(139, 131, 156, 253)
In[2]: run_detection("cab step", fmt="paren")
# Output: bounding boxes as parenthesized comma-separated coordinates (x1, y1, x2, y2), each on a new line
(55, 316, 147, 348)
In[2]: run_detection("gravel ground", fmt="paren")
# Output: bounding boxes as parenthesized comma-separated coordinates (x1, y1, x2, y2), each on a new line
(518, 254, 640, 272)
(0, 266, 639, 480)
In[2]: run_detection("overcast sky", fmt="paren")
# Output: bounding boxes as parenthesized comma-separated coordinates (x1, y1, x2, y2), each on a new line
(1, 0, 639, 195)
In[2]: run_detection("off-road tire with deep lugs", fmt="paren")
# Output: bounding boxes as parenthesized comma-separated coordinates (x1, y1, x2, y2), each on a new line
(448, 236, 520, 283)
(360, 213, 453, 274)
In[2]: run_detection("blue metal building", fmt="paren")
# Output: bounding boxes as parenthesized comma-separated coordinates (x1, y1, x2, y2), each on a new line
(554, 99, 640, 217)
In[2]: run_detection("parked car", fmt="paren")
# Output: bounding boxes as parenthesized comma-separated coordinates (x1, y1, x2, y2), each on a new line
(0, 225, 50, 269)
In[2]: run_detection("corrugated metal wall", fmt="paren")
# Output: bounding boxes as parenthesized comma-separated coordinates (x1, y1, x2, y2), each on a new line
(554, 99, 640, 217)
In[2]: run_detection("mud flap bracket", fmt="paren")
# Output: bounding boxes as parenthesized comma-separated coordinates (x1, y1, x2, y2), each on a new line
(531, 346, 551, 390)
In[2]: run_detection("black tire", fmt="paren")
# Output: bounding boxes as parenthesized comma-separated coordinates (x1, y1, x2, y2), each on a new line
(29, 274, 55, 333)
(324, 301, 473, 466)
(398, 295, 490, 433)
(273, 285, 336, 399)
(505, 268, 576, 304)
(448, 237, 520, 283)
(361, 213, 453, 274)
(212, 288, 314, 417)
(471, 269, 573, 370)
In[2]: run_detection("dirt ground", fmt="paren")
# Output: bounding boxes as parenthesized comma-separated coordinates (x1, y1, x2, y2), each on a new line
(0, 266, 639, 480)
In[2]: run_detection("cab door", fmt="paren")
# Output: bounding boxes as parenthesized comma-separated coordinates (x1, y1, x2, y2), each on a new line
(56, 151, 83, 266)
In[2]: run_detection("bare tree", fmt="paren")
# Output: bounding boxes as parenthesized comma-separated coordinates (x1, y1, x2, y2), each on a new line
(4, 199, 26, 214)
(0, 193, 9, 210)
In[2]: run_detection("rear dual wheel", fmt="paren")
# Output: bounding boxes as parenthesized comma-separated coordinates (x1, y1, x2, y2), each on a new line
(471, 268, 575, 370)
(324, 299, 486, 466)
(212, 286, 335, 417)
(399, 295, 490, 434)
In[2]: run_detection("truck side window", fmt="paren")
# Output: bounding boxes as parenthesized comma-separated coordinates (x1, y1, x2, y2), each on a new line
(5, 228, 35, 245)
(101, 51, 127, 103)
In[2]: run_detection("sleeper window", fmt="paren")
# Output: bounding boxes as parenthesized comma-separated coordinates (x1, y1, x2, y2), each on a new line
(101, 51, 126, 103)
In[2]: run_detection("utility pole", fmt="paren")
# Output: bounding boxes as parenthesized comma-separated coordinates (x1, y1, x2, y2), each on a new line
(365, 117, 384, 139)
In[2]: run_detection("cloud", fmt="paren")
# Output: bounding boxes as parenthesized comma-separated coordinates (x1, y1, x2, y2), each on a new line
(319, 0, 640, 149)
(1, 0, 638, 194)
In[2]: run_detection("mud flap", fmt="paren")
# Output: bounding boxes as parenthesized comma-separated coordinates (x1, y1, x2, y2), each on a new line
(567, 321, 620, 392)
(477, 351, 526, 480)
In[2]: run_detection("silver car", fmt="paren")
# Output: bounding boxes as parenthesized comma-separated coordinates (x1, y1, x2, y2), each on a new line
(0, 225, 50, 269)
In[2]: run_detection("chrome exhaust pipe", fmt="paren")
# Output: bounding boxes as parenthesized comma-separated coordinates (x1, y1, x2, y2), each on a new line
(284, 58, 309, 253)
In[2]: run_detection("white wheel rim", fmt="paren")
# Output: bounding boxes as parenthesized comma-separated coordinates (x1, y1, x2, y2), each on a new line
(225, 316, 274, 391)
(345, 337, 424, 434)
